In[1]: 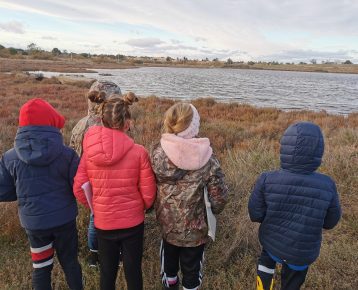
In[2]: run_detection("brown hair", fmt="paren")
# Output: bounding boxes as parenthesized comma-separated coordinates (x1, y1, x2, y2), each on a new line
(88, 91, 138, 130)
(163, 103, 193, 134)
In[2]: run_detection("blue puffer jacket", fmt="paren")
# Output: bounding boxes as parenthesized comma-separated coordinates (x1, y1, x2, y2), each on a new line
(0, 126, 79, 230)
(248, 122, 341, 265)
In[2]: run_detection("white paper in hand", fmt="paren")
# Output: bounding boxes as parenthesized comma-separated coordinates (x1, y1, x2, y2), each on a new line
(204, 187, 217, 241)
(81, 181, 94, 214)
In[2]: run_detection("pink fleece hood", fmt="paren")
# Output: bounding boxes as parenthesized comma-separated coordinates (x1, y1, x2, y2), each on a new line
(160, 133, 213, 170)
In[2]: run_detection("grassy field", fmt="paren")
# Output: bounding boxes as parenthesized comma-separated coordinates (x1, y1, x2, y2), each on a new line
(0, 73, 357, 289)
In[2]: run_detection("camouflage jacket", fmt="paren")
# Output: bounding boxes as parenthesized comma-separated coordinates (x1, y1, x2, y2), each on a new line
(151, 144, 228, 247)
(69, 101, 102, 156)
(70, 80, 122, 156)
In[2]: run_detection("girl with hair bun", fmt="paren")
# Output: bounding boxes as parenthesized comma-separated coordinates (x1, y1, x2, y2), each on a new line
(70, 80, 123, 267)
(151, 102, 228, 290)
(73, 92, 156, 290)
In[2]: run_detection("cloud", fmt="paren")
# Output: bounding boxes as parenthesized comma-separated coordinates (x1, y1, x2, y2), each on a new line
(123, 39, 199, 56)
(170, 39, 182, 44)
(82, 43, 102, 49)
(41, 36, 57, 40)
(260, 49, 358, 62)
(161, 44, 197, 51)
(194, 37, 206, 42)
(123, 37, 248, 60)
(0, 20, 25, 34)
(129, 29, 142, 36)
(126, 37, 164, 48)
(0, 0, 276, 54)
(1, 0, 358, 60)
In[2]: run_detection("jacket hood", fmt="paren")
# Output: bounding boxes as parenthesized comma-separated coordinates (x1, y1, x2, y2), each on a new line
(87, 80, 122, 116)
(84, 126, 134, 166)
(160, 133, 212, 170)
(15, 126, 64, 166)
(280, 122, 324, 173)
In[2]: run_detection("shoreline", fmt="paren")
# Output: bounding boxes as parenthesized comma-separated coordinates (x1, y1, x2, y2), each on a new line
(1, 57, 358, 75)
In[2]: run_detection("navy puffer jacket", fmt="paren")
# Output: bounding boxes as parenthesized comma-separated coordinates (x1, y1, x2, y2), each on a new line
(248, 122, 341, 265)
(0, 126, 79, 230)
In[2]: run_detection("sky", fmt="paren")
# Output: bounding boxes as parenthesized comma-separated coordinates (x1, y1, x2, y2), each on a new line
(0, 0, 358, 62)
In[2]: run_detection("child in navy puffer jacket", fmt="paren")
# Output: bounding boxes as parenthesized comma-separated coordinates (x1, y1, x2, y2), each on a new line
(0, 98, 83, 290)
(248, 122, 341, 290)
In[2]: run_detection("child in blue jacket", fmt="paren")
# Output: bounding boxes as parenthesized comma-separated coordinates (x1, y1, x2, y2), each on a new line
(0, 98, 83, 290)
(248, 122, 341, 290)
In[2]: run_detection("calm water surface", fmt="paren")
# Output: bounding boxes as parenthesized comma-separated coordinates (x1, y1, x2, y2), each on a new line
(40, 67, 358, 115)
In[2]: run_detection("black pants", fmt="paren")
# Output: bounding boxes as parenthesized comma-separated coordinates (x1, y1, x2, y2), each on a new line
(26, 220, 83, 290)
(257, 249, 308, 290)
(160, 239, 205, 290)
(96, 223, 144, 290)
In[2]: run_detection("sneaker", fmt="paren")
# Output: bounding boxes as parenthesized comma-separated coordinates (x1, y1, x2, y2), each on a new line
(162, 279, 179, 290)
(88, 251, 99, 267)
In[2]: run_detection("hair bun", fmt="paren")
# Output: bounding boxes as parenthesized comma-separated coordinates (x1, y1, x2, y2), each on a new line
(123, 92, 138, 106)
(87, 91, 106, 103)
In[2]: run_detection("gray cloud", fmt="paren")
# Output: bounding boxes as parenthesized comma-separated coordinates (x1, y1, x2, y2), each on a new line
(126, 38, 164, 48)
(130, 30, 142, 36)
(1, 0, 358, 60)
(41, 36, 56, 40)
(124, 38, 248, 60)
(0, 20, 25, 34)
(194, 37, 206, 42)
(170, 39, 182, 44)
(83, 44, 102, 48)
(160, 44, 198, 51)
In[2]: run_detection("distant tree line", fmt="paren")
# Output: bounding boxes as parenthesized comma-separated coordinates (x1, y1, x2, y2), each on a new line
(0, 43, 355, 65)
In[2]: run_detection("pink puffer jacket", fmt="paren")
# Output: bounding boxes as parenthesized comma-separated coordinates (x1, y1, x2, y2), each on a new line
(73, 126, 156, 230)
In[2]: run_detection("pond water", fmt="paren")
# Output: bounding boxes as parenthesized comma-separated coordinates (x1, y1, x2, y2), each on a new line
(38, 67, 358, 115)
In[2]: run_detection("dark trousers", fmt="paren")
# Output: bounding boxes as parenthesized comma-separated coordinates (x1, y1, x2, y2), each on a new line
(96, 222, 144, 290)
(26, 220, 83, 290)
(160, 239, 205, 290)
(257, 249, 308, 290)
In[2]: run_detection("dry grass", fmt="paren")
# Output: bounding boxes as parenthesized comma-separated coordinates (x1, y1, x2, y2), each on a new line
(0, 58, 135, 73)
(1, 58, 358, 75)
(0, 73, 357, 289)
(246, 63, 358, 74)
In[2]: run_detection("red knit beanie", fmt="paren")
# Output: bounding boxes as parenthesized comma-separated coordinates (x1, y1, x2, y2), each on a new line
(19, 98, 65, 129)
